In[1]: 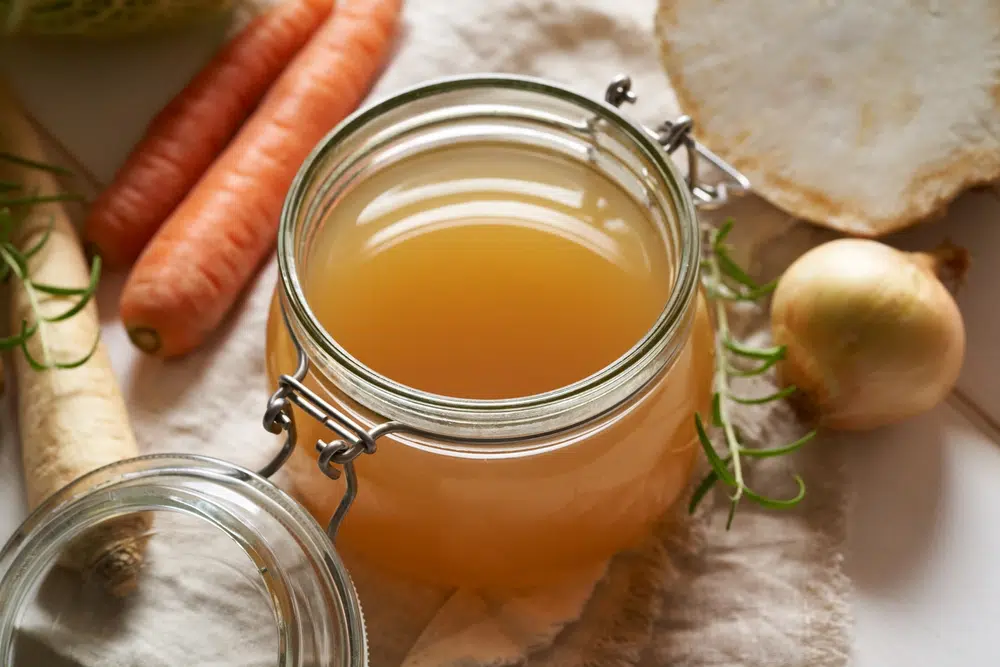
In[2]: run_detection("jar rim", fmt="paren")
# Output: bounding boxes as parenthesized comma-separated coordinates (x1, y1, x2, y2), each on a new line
(277, 73, 700, 438)
(0, 455, 366, 667)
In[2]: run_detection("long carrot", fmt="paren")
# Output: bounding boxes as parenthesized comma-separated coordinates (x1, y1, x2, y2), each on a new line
(83, 0, 335, 269)
(1, 86, 150, 598)
(120, 0, 402, 358)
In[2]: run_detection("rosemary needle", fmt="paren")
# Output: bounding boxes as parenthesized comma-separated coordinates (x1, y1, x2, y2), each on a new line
(0, 153, 100, 370)
(691, 220, 815, 527)
(0, 151, 73, 175)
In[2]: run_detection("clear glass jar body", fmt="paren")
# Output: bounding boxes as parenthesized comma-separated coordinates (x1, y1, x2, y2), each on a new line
(0, 456, 366, 667)
(266, 76, 714, 590)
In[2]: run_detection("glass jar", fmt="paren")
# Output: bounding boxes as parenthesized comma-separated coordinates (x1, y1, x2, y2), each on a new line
(0, 455, 366, 667)
(263, 74, 746, 590)
(0, 74, 749, 662)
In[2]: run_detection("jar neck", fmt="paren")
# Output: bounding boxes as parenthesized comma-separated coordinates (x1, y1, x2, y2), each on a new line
(0, 456, 365, 667)
(277, 74, 701, 441)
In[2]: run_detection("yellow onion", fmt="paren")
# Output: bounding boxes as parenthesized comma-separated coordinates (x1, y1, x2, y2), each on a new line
(770, 238, 967, 431)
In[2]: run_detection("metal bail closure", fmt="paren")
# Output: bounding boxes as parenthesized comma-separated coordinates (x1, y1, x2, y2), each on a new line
(259, 306, 396, 541)
(604, 75, 750, 210)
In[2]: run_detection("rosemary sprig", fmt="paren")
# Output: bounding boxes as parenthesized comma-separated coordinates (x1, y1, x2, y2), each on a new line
(0, 151, 73, 175)
(692, 219, 816, 528)
(0, 153, 100, 370)
(0, 192, 85, 207)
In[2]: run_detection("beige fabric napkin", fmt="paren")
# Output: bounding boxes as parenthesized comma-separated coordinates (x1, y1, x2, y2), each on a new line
(0, 0, 852, 665)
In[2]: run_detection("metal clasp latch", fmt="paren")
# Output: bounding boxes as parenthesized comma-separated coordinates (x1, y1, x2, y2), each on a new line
(258, 309, 398, 540)
(604, 75, 750, 209)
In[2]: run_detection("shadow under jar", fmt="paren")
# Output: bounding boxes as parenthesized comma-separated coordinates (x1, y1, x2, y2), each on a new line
(265, 75, 716, 590)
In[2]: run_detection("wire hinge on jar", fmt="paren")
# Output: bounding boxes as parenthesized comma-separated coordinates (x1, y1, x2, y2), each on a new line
(259, 308, 411, 540)
(604, 74, 750, 210)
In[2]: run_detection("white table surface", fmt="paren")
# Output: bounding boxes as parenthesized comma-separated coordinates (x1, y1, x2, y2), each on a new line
(3, 20, 1000, 667)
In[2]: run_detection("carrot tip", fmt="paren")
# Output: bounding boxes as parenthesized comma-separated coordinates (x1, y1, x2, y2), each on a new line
(127, 327, 162, 354)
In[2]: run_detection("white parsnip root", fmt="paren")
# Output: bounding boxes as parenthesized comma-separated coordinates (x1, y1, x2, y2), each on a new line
(0, 85, 151, 597)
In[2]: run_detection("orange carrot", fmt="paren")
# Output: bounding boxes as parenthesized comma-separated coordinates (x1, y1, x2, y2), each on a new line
(84, 0, 335, 268)
(120, 0, 403, 358)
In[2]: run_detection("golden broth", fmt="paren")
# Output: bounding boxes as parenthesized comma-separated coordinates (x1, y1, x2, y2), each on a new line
(266, 142, 713, 588)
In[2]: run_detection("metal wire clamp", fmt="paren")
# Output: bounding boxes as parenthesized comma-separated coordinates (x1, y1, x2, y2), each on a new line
(604, 75, 750, 210)
(256, 302, 406, 540)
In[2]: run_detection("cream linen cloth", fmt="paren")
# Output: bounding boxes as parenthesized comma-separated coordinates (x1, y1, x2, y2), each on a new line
(0, 0, 851, 665)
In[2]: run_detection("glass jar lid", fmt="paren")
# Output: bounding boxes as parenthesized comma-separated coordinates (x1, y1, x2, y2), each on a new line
(0, 455, 366, 667)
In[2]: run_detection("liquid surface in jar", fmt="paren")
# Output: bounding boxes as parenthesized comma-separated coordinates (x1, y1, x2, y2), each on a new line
(268, 140, 714, 589)
(304, 143, 673, 399)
